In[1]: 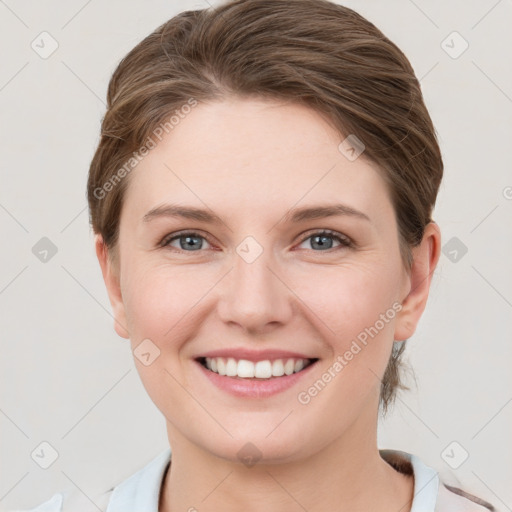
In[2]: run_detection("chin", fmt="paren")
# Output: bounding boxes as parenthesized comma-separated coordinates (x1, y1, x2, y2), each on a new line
(193, 421, 317, 466)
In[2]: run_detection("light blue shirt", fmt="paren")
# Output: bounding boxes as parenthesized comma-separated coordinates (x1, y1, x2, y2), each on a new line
(15, 449, 494, 511)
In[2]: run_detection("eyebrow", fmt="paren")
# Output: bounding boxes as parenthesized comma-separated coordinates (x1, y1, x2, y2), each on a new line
(142, 203, 371, 224)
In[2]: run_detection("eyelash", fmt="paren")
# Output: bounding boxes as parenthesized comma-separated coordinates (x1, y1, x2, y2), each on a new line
(159, 229, 353, 253)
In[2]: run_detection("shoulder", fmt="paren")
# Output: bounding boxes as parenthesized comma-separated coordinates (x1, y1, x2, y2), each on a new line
(436, 482, 496, 512)
(8, 493, 64, 512)
(10, 488, 113, 512)
(14, 448, 171, 512)
(380, 449, 497, 512)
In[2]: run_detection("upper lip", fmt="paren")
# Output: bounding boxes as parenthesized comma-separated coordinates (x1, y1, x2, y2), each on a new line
(195, 348, 318, 362)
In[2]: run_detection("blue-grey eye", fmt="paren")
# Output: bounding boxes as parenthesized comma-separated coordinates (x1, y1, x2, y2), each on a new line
(298, 231, 351, 251)
(164, 232, 211, 251)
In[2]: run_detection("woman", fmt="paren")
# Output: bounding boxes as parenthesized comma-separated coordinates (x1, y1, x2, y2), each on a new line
(22, 0, 495, 510)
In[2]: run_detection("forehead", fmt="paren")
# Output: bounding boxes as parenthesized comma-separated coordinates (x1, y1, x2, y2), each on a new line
(122, 98, 393, 224)
(145, 98, 351, 169)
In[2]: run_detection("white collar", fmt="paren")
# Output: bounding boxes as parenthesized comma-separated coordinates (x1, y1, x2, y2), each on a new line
(105, 448, 439, 512)
(106, 448, 171, 511)
(380, 449, 439, 511)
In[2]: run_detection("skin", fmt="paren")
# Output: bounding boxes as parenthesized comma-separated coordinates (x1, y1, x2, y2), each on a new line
(96, 97, 441, 511)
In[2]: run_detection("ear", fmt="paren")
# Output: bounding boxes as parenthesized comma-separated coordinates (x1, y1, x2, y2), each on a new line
(95, 234, 130, 339)
(394, 222, 441, 341)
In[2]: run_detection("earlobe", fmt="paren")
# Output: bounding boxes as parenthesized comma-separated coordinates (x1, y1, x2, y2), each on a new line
(94, 234, 130, 339)
(394, 222, 441, 342)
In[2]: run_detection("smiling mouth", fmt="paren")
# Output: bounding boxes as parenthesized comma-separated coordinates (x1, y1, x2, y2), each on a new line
(196, 357, 319, 379)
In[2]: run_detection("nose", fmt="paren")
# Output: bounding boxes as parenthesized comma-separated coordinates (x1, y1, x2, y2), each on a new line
(216, 240, 294, 334)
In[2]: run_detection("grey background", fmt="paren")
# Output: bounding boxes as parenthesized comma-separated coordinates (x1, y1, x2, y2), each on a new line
(0, 0, 511, 510)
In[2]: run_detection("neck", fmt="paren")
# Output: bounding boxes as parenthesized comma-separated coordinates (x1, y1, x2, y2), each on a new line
(159, 414, 414, 512)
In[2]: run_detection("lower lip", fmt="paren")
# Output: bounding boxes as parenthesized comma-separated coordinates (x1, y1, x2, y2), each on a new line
(195, 360, 318, 398)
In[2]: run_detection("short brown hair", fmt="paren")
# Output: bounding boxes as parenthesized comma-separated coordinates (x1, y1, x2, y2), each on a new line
(87, 0, 443, 414)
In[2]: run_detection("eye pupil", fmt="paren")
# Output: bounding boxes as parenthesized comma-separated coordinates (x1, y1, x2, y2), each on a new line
(181, 235, 203, 250)
(311, 234, 333, 250)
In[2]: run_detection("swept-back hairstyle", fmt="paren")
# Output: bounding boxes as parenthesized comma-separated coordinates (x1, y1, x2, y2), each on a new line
(87, 0, 444, 413)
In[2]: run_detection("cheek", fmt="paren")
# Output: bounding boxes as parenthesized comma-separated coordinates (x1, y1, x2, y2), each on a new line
(120, 265, 204, 413)
(292, 262, 401, 400)
(292, 260, 401, 341)
(124, 267, 196, 342)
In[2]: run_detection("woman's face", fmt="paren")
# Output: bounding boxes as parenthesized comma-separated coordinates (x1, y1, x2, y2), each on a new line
(101, 98, 417, 463)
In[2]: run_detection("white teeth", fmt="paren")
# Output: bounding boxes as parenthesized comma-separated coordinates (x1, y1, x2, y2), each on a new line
(254, 360, 272, 379)
(294, 359, 304, 373)
(272, 359, 285, 376)
(202, 357, 313, 379)
(226, 357, 238, 377)
(237, 359, 255, 378)
(284, 358, 295, 375)
(217, 357, 227, 376)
